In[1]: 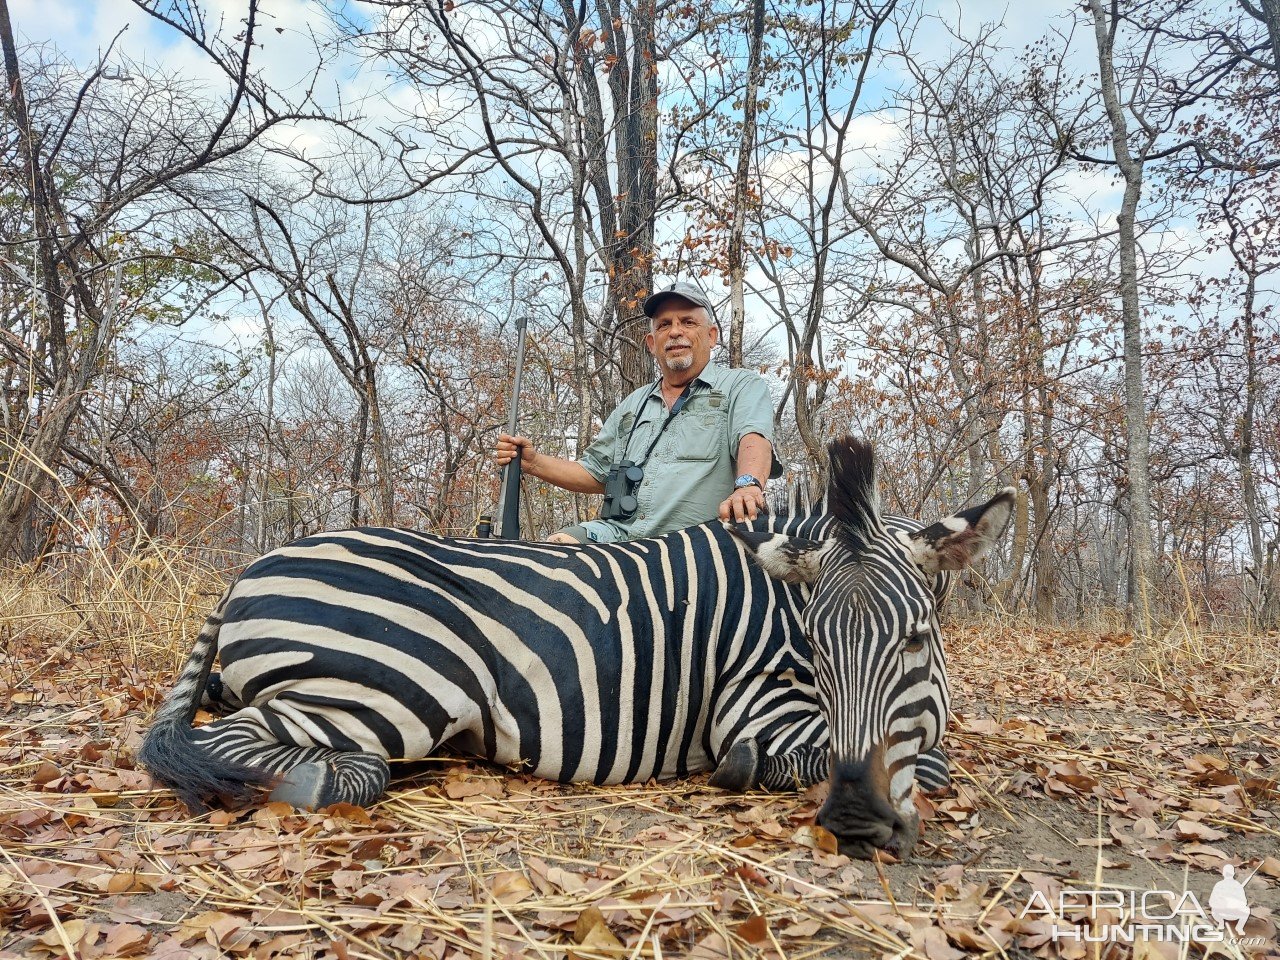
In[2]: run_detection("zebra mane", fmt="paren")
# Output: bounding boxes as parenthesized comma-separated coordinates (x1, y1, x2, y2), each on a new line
(827, 437, 882, 545)
(775, 478, 827, 518)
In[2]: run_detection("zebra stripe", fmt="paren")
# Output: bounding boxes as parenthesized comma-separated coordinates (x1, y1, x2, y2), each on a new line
(139, 436, 1013, 860)
(736, 439, 1014, 857)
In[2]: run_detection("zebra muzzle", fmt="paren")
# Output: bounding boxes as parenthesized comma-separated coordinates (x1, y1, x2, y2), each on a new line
(817, 750, 921, 860)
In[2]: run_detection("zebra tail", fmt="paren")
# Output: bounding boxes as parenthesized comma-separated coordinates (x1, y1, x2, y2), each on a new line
(137, 587, 274, 811)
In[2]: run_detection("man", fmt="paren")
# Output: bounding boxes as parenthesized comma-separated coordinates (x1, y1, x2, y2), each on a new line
(496, 281, 780, 543)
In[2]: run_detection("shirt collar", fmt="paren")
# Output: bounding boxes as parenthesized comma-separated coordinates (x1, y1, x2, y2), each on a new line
(646, 361, 725, 402)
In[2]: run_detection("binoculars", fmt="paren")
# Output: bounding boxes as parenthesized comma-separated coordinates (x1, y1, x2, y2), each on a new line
(601, 461, 644, 520)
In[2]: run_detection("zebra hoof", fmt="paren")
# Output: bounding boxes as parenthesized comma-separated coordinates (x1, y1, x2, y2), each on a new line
(709, 739, 759, 792)
(201, 672, 223, 707)
(269, 762, 329, 810)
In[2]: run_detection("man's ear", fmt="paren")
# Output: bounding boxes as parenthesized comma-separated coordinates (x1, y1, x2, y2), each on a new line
(730, 527, 831, 584)
(644, 328, 657, 357)
(906, 487, 1017, 575)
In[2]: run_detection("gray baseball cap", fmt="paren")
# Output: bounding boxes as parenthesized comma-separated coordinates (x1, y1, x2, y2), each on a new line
(642, 281, 716, 321)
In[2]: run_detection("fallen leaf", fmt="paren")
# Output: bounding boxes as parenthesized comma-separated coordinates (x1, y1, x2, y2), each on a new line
(445, 779, 489, 799)
(390, 923, 425, 951)
(492, 870, 535, 904)
(569, 911, 624, 958)
(737, 914, 768, 944)
(791, 824, 838, 854)
(574, 906, 608, 944)
(37, 920, 87, 950)
(546, 866, 589, 895)
(178, 911, 240, 945)
(102, 922, 151, 956)
(1173, 819, 1228, 841)
(782, 917, 824, 937)
(919, 923, 966, 960)
(726, 864, 769, 887)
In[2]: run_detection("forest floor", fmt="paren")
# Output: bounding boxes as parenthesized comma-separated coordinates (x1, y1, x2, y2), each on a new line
(1, 566, 1278, 960)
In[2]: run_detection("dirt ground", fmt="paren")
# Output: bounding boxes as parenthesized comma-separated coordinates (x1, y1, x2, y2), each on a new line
(1, 615, 1277, 959)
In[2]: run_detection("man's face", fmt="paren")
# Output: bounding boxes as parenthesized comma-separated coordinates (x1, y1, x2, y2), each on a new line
(645, 297, 718, 378)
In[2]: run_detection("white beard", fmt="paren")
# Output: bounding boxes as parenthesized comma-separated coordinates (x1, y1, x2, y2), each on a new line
(666, 352, 693, 372)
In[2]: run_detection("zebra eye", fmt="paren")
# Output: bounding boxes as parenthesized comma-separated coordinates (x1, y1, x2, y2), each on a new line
(903, 631, 928, 655)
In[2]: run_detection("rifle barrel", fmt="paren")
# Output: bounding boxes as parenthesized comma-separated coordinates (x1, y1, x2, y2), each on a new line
(497, 316, 528, 539)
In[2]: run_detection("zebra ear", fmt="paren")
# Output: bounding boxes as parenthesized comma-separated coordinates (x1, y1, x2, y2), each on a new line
(730, 528, 831, 584)
(906, 487, 1017, 575)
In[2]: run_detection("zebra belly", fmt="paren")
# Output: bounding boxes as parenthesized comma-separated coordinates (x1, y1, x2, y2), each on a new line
(214, 547, 687, 782)
(210, 528, 813, 786)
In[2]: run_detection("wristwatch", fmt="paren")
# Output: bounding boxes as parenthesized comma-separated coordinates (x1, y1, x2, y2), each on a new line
(734, 474, 764, 492)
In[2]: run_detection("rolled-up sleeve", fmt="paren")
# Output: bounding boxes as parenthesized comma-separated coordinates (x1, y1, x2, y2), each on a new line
(726, 374, 775, 453)
(577, 407, 621, 483)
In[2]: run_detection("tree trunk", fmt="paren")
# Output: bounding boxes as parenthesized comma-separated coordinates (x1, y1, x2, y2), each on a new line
(1088, 0, 1156, 614)
(727, 0, 765, 368)
(350, 393, 369, 528)
(1246, 0, 1280, 77)
(257, 309, 277, 553)
(606, 0, 659, 395)
(1236, 268, 1278, 626)
(0, 1, 85, 560)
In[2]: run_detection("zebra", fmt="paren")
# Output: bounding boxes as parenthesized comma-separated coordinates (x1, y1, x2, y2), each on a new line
(139, 436, 1013, 859)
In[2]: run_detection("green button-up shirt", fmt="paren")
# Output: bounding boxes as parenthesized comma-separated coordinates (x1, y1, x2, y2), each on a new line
(577, 362, 779, 540)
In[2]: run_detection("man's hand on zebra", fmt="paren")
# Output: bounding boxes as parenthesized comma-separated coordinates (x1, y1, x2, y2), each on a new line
(719, 482, 767, 523)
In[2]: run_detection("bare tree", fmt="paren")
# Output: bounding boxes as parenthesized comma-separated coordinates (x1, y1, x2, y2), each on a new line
(348, 0, 675, 403)
(1081, 0, 1159, 608)
(0, 0, 347, 560)
(725, 0, 766, 367)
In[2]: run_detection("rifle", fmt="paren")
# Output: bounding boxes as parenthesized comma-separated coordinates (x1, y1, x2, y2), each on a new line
(495, 315, 529, 539)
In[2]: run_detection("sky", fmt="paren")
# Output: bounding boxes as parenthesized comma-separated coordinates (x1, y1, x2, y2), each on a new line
(7, 0, 1241, 366)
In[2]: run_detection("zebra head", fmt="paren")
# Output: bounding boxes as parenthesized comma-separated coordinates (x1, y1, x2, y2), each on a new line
(736, 437, 1014, 859)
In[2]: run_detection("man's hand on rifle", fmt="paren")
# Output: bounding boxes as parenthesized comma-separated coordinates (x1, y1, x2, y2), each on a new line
(496, 434, 537, 468)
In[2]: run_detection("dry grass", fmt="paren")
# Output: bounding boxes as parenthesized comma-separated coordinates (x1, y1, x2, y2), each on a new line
(1, 546, 1278, 960)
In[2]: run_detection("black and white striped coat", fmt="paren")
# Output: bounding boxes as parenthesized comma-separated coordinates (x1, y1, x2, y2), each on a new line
(140, 437, 1013, 859)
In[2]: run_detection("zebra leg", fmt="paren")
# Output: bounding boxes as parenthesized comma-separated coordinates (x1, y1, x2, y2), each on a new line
(269, 754, 390, 809)
(759, 745, 827, 789)
(709, 740, 827, 791)
(201, 673, 244, 713)
(766, 745, 947, 791)
(759, 745, 947, 791)
(713, 741, 950, 793)
(188, 711, 391, 810)
(708, 739, 760, 790)
(915, 746, 950, 792)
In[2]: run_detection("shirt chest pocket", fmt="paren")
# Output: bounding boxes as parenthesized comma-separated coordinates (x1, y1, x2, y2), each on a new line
(616, 411, 659, 463)
(673, 396, 728, 461)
